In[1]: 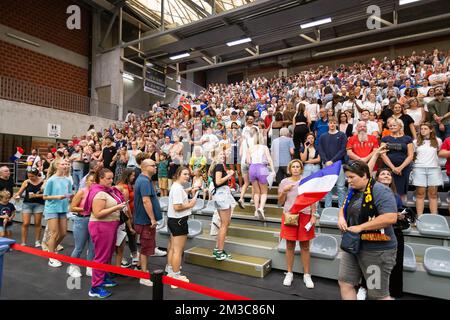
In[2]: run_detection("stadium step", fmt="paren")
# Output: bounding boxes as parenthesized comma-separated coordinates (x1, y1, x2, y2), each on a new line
(184, 246, 272, 278)
(248, 186, 279, 195)
(227, 223, 280, 242)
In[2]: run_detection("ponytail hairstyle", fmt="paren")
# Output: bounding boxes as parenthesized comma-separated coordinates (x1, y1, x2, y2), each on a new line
(208, 148, 223, 178)
(94, 168, 113, 184)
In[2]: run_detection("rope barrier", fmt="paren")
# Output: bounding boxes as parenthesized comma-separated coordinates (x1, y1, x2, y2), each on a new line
(9, 243, 252, 300)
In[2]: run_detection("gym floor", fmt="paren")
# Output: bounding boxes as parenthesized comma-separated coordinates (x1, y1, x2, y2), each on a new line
(0, 224, 429, 300)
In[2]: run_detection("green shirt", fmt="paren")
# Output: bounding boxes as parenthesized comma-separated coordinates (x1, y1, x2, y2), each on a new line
(158, 160, 169, 178)
(428, 98, 450, 125)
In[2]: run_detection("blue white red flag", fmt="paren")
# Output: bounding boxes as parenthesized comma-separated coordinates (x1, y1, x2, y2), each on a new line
(289, 161, 342, 213)
(10, 147, 24, 162)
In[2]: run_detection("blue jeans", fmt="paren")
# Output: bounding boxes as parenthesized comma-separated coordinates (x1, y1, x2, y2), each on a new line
(324, 167, 347, 209)
(303, 164, 321, 178)
(72, 169, 84, 192)
(434, 124, 450, 141)
(70, 215, 94, 261)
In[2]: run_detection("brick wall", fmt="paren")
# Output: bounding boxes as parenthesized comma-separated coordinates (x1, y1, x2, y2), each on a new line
(0, 0, 90, 57)
(0, 40, 88, 96)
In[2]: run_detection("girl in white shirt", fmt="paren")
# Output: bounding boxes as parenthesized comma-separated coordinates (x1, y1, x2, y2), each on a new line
(411, 123, 443, 216)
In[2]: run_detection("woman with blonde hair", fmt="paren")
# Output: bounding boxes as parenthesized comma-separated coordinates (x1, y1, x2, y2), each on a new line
(278, 159, 316, 288)
(381, 117, 414, 202)
(247, 129, 276, 220)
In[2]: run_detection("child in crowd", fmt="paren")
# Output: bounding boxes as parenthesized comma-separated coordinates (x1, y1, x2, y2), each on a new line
(158, 153, 169, 196)
(0, 191, 16, 238)
(193, 168, 208, 201)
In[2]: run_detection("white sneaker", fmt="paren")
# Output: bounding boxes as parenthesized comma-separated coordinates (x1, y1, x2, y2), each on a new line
(86, 267, 92, 277)
(67, 265, 82, 278)
(165, 265, 173, 274)
(303, 274, 314, 289)
(20, 243, 27, 246)
(169, 273, 189, 289)
(357, 287, 367, 300)
(48, 258, 62, 268)
(257, 208, 266, 221)
(152, 247, 167, 257)
(41, 242, 48, 251)
(283, 272, 294, 286)
(56, 244, 64, 252)
(139, 278, 153, 287)
(35, 241, 41, 248)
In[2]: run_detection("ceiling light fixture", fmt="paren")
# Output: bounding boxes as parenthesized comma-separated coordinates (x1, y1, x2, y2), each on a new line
(122, 73, 134, 81)
(226, 37, 252, 46)
(300, 17, 332, 29)
(399, 0, 421, 5)
(169, 52, 190, 60)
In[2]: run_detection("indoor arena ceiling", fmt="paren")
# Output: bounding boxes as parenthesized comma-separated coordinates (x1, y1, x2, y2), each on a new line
(85, 0, 450, 72)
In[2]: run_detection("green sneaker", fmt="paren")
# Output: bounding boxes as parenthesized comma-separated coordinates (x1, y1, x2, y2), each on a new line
(213, 250, 231, 261)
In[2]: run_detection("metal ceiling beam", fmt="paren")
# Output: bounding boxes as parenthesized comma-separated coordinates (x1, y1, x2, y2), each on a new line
(100, 8, 119, 48)
(117, 0, 277, 48)
(182, 0, 210, 18)
(178, 12, 450, 74)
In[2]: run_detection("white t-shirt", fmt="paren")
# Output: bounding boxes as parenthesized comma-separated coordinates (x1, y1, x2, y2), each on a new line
(26, 155, 41, 170)
(167, 182, 191, 219)
(342, 99, 363, 125)
(406, 108, 423, 126)
(305, 103, 320, 121)
(413, 138, 442, 167)
(241, 125, 259, 165)
(363, 101, 381, 115)
(202, 134, 219, 156)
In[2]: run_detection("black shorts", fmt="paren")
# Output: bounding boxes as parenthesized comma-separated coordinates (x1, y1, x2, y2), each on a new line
(167, 216, 189, 237)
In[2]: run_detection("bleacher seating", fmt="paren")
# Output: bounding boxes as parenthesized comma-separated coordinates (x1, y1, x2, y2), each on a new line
(403, 244, 417, 272)
(159, 196, 169, 212)
(201, 200, 216, 215)
(187, 219, 203, 238)
(310, 235, 338, 260)
(416, 214, 450, 237)
(318, 207, 340, 228)
(277, 238, 301, 254)
(423, 247, 450, 278)
(192, 198, 205, 213)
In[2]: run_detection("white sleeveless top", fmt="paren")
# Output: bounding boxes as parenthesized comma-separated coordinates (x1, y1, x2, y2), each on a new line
(250, 145, 267, 164)
(406, 108, 422, 126)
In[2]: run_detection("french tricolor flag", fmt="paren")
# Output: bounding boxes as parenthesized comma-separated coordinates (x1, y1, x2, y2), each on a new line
(251, 88, 261, 100)
(10, 147, 24, 162)
(289, 161, 342, 213)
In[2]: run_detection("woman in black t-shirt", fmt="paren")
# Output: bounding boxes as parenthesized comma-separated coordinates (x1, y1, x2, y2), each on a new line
(208, 148, 236, 261)
(392, 103, 416, 139)
(13, 169, 45, 247)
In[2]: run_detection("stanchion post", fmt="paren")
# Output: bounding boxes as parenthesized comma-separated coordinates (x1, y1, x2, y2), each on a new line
(0, 238, 16, 296)
(151, 269, 164, 300)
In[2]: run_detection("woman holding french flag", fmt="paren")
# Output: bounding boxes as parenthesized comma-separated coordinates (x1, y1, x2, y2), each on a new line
(278, 159, 316, 289)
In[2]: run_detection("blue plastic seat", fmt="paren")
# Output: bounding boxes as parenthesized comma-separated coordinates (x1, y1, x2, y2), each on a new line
(159, 196, 169, 212)
(201, 200, 216, 215)
(277, 238, 301, 254)
(192, 198, 205, 213)
(416, 214, 450, 237)
(423, 247, 450, 278)
(319, 207, 339, 228)
(310, 235, 338, 260)
(187, 219, 203, 238)
(403, 244, 417, 272)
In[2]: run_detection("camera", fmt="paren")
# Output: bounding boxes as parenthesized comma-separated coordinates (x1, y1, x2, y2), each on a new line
(385, 143, 402, 151)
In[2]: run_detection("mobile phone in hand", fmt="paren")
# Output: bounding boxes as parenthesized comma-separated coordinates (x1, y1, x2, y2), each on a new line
(304, 221, 313, 231)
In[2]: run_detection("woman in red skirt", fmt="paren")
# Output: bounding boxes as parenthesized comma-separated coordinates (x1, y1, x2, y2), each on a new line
(278, 159, 316, 288)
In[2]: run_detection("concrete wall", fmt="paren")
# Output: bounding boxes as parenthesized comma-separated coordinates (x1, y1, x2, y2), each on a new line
(0, 99, 114, 140)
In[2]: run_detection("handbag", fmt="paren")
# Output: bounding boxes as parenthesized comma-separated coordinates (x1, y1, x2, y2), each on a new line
(119, 209, 129, 224)
(283, 212, 299, 226)
(340, 231, 361, 255)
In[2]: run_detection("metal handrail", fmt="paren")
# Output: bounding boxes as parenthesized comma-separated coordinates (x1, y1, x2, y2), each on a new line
(0, 76, 119, 120)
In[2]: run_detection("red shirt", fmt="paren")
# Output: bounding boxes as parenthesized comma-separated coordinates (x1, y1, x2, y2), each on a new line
(264, 115, 273, 129)
(346, 134, 379, 158)
(441, 137, 450, 174)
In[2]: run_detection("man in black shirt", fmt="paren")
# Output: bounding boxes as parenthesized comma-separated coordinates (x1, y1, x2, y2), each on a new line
(102, 136, 117, 172)
(0, 166, 14, 196)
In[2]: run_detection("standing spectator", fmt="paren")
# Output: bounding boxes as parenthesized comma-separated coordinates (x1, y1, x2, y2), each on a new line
(347, 121, 379, 164)
(391, 103, 417, 139)
(112, 147, 128, 184)
(313, 108, 329, 146)
(127, 141, 142, 168)
(70, 144, 84, 192)
(0, 166, 14, 196)
(85, 168, 126, 298)
(43, 159, 72, 267)
(411, 123, 443, 216)
(271, 127, 295, 184)
(337, 160, 398, 300)
(438, 137, 450, 213)
(405, 98, 425, 132)
(26, 149, 41, 171)
(428, 86, 450, 140)
(318, 116, 348, 208)
(338, 112, 353, 138)
(166, 166, 197, 286)
(0, 190, 15, 239)
(133, 159, 161, 286)
(101, 136, 117, 172)
(209, 149, 236, 261)
(278, 160, 316, 288)
(13, 168, 44, 247)
(68, 173, 95, 278)
(381, 118, 414, 202)
(292, 103, 310, 155)
(158, 153, 170, 197)
(300, 133, 321, 178)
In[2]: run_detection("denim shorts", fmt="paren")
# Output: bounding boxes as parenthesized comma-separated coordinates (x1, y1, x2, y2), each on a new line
(213, 186, 236, 210)
(45, 212, 68, 220)
(22, 202, 45, 214)
(411, 167, 443, 187)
